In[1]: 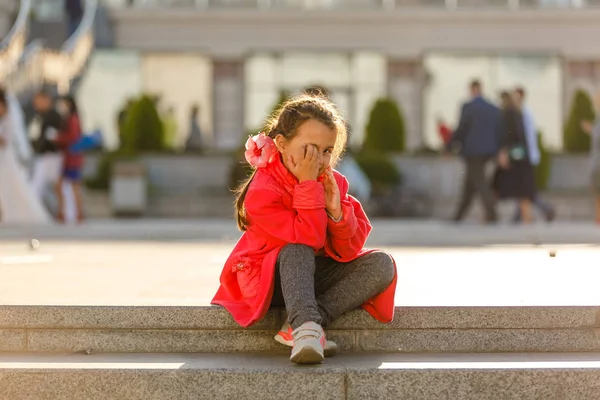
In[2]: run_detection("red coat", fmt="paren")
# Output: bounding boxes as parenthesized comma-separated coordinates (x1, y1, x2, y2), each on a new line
(211, 155, 397, 328)
(56, 114, 83, 170)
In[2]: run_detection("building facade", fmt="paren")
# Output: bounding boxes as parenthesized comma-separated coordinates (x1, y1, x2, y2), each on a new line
(76, 1, 600, 150)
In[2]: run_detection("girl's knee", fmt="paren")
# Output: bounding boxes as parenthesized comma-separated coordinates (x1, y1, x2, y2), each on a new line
(278, 243, 314, 262)
(367, 251, 395, 288)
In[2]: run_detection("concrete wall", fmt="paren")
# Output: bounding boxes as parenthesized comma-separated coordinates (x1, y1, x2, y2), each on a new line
(83, 153, 591, 195)
(82, 153, 595, 219)
(83, 154, 233, 194)
(108, 8, 600, 59)
(105, 8, 600, 152)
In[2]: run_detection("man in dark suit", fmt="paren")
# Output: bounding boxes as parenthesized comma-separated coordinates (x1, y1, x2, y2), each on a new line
(447, 80, 501, 223)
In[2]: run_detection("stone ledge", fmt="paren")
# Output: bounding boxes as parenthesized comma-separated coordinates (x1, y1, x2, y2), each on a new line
(0, 306, 597, 330)
(16, 328, 600, 354)
(0, 306, 280, 330)
(1, 352, 600, 400)
(0, 330, 26, 352)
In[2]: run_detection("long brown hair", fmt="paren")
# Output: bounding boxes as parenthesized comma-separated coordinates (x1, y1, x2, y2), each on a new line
(234, 92, 347, 231)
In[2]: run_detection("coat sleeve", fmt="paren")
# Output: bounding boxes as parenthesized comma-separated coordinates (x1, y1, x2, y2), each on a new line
(324, 174, 372, 261)
(245, 180, 328, 251)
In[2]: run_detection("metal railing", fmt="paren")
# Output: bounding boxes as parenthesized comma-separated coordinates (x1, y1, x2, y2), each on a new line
(4, 0, 98, 97)
(109, 0, 598, 8)
(0, 0, 32, 82)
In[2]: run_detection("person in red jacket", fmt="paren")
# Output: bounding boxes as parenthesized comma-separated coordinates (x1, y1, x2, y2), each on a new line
(55, 96, 84, 223)
(212, 93, 397, 365)
(437, 116, 453, 146)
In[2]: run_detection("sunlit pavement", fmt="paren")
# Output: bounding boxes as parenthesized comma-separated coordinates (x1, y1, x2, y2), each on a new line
(1, 218, 599, 307)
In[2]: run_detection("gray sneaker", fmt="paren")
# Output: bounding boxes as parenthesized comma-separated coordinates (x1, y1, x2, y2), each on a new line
(274, 320, 337, 357)
(289, 321, 326, 364)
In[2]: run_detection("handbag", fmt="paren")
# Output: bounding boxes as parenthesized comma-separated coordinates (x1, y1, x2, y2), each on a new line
(509, 145, 526, 161)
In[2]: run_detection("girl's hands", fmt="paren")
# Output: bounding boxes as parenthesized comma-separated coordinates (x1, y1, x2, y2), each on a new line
(323, 168, 342, 220)
(288, 144, 321, 182)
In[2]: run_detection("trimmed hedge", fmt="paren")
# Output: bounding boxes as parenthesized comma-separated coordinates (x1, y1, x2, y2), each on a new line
(564, 90, 594, 153)
(363, 98, 406, 153)
(121, 95, 165, 153)
(534, 132, 552, 190)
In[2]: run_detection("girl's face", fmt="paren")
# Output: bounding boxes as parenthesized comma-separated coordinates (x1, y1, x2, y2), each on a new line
(276, 119, 337, 177)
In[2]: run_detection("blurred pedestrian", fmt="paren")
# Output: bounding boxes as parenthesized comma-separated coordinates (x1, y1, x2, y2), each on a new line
(493, 91, 536, 223)
(512, 87, 555, 222)
(436, 116, 452, 146)
(447, 80, 500, 223)
(185, 104, 203, 153)
(55, 96, 84, 223)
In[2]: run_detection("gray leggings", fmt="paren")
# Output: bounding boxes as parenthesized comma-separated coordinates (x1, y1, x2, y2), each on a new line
(271, 244, 395, 329)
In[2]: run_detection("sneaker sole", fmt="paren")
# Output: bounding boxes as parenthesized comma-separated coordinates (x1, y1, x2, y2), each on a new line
(275, 334, 337, 357)
(323, 342, 337, 358)
(290, 344, 324, 365)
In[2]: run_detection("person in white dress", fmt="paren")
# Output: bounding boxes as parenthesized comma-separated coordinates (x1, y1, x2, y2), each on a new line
(0, 89, 52, 225)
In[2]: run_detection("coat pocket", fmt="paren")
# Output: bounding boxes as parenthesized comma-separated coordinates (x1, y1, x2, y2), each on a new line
(231, 257, 261, 299)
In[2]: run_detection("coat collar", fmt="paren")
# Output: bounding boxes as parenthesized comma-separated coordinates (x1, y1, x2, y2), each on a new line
(265, 153, 325, 194)
(266, 154, 298, 194)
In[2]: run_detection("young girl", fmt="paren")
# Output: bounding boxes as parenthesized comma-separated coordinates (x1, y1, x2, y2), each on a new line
(55, 96, 84, 223)
(212, 93, 397, 365)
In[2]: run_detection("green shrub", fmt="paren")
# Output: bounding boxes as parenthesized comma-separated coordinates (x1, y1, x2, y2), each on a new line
(363, 98, 406, 153)
(564, 90, 595, 153)
(534, 132, 552, 190)
(354, 151, 402, 194)
(121, 95, 165, 153)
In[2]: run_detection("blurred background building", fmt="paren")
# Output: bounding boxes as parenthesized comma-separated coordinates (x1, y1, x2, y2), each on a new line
(6, 0, 599, 150)
(2, 0, 600, 221)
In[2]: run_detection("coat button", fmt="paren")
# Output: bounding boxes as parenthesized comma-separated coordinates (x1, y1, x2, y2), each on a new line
(236, 262, 244, 271)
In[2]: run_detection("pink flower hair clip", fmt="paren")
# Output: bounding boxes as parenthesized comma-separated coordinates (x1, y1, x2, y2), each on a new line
(244, 132, 278, 168)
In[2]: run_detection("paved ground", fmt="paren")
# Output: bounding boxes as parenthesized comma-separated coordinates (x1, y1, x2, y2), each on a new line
(1, 219, 599, 307)
(2, 218, 600, 246)
(2, 352, 600, 370)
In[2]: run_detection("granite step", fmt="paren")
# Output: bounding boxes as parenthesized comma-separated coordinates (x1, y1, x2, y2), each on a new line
(1, 352, 599, 400)
(1, 305, 599, 354)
